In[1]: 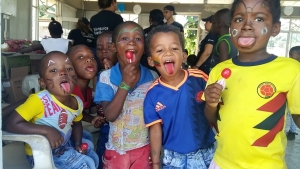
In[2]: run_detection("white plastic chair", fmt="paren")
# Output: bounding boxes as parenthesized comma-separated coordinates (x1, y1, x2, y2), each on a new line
(3, 74, 57, 168)
(2, 131, 57, 169)
(22, 74, 40, 96)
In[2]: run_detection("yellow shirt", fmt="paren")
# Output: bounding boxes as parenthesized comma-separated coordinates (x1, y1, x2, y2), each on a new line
(204, 56, 300, 169)
(16, 90, 83, 155)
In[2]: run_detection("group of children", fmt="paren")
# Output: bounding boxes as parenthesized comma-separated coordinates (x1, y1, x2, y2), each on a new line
(2, 0, 300, 169)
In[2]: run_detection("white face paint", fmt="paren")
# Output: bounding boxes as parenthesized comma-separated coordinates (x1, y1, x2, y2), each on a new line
(262, 27, 268, 35)
(232, 29, 238, 37)
(65, 58, 70, 62)
(48, 60, 55, 67)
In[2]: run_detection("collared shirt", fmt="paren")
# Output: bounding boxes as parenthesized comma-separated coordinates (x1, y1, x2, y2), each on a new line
(94, 63, 158, 154)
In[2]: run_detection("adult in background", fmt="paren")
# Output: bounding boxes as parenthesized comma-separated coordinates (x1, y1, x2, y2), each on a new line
(68, 17, 95, 48)
(192, 15, 218, 75)
(90, 0, 124, 38)
(163, 5, 184, 35)
(144, 9, 164, 37)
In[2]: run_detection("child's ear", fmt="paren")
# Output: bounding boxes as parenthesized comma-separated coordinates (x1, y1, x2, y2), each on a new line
(271, 21, 281, 37)
(147, 56, 155, 67)
(38, 78, 46, 90)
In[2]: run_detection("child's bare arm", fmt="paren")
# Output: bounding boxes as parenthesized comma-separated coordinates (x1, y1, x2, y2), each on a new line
(150, 123, 162, 169)
(292, 115, 300, 129)
(2, 98, 26, 129)
(218, 41, 229, 62)
(6, 111, 64, 148)
(18, 44, 43, 54)
(72, 121, 85, 153)
(204, 83, 223, 123)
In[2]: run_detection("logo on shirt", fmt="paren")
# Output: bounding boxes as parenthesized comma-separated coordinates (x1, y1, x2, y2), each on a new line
(156, 102, 166, 112)
(58, 109, 68, 129)
(195, 91, 204, 102)
(257, 82, 276, 99)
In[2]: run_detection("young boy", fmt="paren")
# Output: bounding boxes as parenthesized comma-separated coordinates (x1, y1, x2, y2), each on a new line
(204, 0, 300, 168)
(144, 25, 215, 169)
(94, 21, 158, 169)
(5, 52, 99, 169)
(286, 46, 300, 140)
(67, 45, 105, 145)
(94, 31, 118, 169)
(210, 8, 238, 69)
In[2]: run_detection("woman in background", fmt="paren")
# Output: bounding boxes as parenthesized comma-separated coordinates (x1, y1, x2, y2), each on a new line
(18, 18, 72, 54)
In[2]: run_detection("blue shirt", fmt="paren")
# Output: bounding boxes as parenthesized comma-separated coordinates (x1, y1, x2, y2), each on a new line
(144, 69, 215, 154)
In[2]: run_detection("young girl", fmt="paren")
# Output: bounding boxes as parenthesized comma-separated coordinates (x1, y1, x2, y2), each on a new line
(94, 21, 158, 169)
(204, 0, 300, 168)
(19, 18, 72, 54)
(5, 52, 98, 169)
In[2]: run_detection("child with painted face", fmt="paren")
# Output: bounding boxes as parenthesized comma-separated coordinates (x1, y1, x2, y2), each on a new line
(5, 52, 99, 169)
(94, 21, 158, 169)
(204, 0, 300, 168)
(94, 31, 118, 169)
(144, 25, 215, 169)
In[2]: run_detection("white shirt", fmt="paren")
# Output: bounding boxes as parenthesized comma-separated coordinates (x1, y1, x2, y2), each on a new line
(41, 38, 71, 54)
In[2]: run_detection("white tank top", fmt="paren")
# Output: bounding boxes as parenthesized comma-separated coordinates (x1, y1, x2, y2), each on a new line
(41, 38, 71, 54)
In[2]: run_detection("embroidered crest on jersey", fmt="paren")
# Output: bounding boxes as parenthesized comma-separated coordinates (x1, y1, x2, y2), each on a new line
(257, 82, 276, 99)
(252, 92, 286, 147)
(155, 102, 166, 112)
(195, 91, 204, 102)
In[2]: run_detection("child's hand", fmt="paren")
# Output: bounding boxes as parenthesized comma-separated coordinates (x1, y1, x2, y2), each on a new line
(91, 116, 106, 128)
(204, 83, 223, 108)
(45, 127, 64, 149)
(122, 63, 138, 88)
(75, 145, 87, 155)
(103, 58, 113, 70)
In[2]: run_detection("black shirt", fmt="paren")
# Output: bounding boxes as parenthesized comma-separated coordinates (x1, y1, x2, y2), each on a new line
(166, 21, 184, 33)
(144, 25, 154, 37)
(196, 32, 218, 74)
(90, 10, 124, 38)
(68, 29, 96, 48)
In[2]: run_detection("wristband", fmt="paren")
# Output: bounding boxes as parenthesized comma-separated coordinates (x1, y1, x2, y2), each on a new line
(152, 162, 160, 165)
(119, 82, 130, 91)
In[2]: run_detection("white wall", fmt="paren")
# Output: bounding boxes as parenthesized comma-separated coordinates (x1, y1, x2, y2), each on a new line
(62, 3, 77, 18)
(9, 0, 31, 39)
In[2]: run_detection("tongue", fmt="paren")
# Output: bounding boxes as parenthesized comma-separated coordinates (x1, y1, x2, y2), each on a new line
(238, 37, 255, 47)
(60, 83, 70, 93)
(86, 67, 94, 72)
(164, 62, 174, 75)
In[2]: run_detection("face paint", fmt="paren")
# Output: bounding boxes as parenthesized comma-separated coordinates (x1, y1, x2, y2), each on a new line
(153, 60, 161, 67)
(65, 58, 69, 62)
(239, 1, 266, 13)
(261, 27, 268, 35)
(232, 29, 238, 37)
(48, 60, 55, 67)
(116, 27, 143, 43)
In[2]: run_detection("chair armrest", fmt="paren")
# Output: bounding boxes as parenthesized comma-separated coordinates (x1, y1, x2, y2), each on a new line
(2, 131, 57, 169)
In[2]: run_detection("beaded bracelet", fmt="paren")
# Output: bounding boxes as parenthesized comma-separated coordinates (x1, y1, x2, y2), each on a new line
(119, 82, 130, 91)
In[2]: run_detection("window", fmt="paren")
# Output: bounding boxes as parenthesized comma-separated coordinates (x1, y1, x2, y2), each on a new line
(120, 13, 139, 23)
(267, 18, 300, 57)
(175, 15, 201, 55)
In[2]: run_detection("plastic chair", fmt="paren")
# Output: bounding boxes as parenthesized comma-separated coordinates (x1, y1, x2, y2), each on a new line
(22, 74, 40, 96)
(2, 131, 57, 169)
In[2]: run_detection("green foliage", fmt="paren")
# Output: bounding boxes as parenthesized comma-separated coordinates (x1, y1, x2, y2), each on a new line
(39, 4, 55, 18)
(184, 16, 198, 55)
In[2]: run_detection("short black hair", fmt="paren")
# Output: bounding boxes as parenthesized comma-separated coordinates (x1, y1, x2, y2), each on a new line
(98, 31, 113, 40)
(112, 21, 145, 44)
(149, 9, 164, 25)
(187, 54, 197, 67)
(48, 17, 63, 36)
(98, 0, 116, 9)
(289, 46, 300, 57)
(39, 51, 67, 78)
(146, 25, 185, 57)
(230, 0, 281, 23)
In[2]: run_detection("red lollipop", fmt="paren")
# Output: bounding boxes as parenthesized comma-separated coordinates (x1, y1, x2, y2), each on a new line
(125, 51, 133, 63)
(221, 68, 231, 79)
(81, 143, 88, 151)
